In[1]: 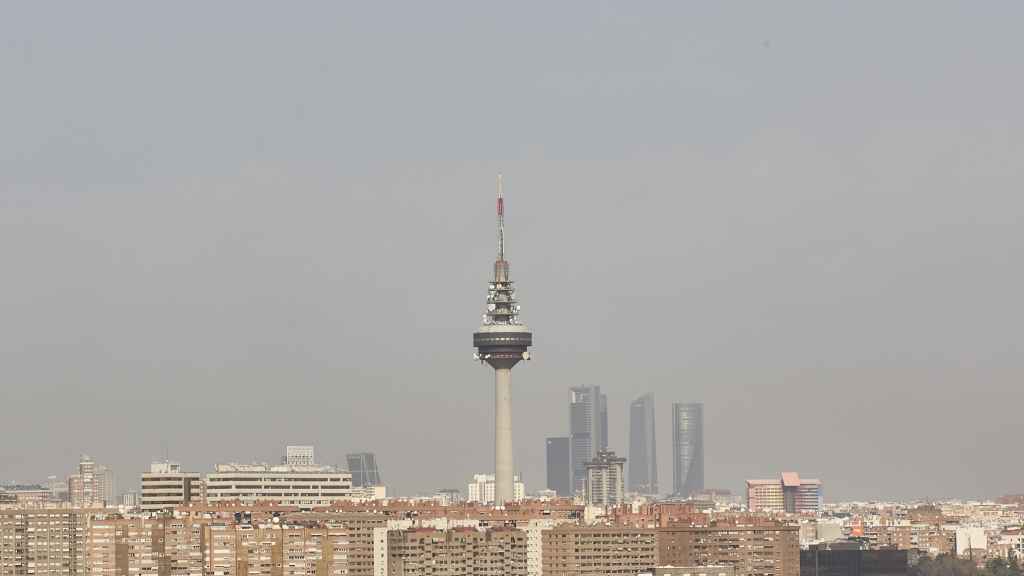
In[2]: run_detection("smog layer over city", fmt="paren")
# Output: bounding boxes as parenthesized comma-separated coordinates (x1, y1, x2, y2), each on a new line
(1, 5, 1023, 576)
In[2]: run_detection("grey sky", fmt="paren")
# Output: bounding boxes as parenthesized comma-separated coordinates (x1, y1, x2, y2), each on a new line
(1, 2, 1022, 501)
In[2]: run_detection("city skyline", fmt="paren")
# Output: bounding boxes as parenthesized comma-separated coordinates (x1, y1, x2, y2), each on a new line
(3, 3, 1024, 501)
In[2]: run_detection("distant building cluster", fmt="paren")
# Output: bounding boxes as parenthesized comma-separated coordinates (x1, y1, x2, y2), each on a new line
(0, 500, 808, 576)
(545, 389, 709, 508)
(7, 449, 1024, 576)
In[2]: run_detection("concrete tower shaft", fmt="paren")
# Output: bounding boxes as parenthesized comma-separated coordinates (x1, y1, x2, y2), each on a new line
(473, 175, 532, 507)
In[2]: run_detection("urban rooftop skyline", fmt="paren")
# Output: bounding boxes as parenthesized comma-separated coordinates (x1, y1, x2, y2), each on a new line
(2, 3, 1023, 503)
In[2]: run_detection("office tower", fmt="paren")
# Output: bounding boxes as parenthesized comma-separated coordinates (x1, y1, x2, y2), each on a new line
(584, 450, 626, 507)
(285, 445, 316, 466)
(205, 462, 352, 507)
(542, 525, 657, 576)
(545, 437, 572, 497)
(387, 527, 527, 576)
(569, 386, 606, 494)
(600, 394, 608, 451)
(672, 403, 704, 497)
(140, 461, 204, 511)
(467, 473, 525, 505)
(68, 454, 114, 508)
(347, 452, 382, 487)
(657, 520, 800, 576)
(746, 473, 823, 514)
(628, 393, 658, 494)
(472, 176, 533, 507)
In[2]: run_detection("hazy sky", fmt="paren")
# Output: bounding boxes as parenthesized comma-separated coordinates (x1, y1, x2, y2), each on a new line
(2, 2, 1022, 502)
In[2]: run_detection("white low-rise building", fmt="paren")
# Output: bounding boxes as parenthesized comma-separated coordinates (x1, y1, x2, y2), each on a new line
(140, 461, 203, 511)
(467, 473, 524, 504)
(205, 463, 352, 507)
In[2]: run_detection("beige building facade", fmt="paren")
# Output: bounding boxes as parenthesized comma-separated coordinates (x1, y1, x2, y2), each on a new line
(542, 525, 658, 576)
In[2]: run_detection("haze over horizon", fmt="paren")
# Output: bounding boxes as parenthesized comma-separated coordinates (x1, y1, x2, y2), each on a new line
(2, 2, 1022, 502)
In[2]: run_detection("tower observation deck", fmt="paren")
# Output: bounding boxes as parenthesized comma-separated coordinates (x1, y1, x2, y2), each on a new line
(473, 175, 532, 507)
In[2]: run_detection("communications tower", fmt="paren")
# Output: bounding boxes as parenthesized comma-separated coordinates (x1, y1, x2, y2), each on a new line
(473, 175, 532, 507)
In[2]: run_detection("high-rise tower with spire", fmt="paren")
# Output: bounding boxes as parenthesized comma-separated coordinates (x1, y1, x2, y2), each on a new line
(473, 175, 532, 507)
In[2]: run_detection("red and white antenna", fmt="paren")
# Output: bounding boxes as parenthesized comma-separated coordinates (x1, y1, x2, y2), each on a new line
(497, 174, 505, 261)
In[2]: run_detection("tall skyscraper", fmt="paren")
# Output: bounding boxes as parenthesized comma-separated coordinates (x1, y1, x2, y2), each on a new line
(569, 386, 607, 494)
(545, 437, 572, 497)
(472, 176, 533, 507)
(628, 393, 658, 494)
(672, 402, 704, 497)
(346, 452, 382, 487)
(599, 394, 608, 452)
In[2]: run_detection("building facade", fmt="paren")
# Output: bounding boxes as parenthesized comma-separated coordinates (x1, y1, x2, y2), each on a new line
(68, 454, 114, 508)
(346, 453, 382, 488)
(0, 509, 92, 576)
(140, 460, 205, 511)
(82, 516, 349, 576)
(585, 450, 626, 507)
(672, 403, 704, 498)
(629, 393, 658, 495)
(546, 437, 572, 497)
(542, 525, 657, 576)
(569, 386, 607, 494)
(286, 445, 316, 466)
(746, 473, 822, 515)
(205, 463, 353, 507)
(467, 474, 524, 505)
(657, 521, 800, 576)
(387, 527, 527, 576)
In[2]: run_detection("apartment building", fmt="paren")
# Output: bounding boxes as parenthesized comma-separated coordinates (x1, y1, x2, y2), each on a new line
(386, 527, 526, 576)
(657, 520, 800, 576)
(285, 511, 390, 576)
(204, 523, 349, 576)
(80, 517, 348, 576)
(85, 517, 207, 575)
(542, 525, 658, 576)
(585, 450, 626, 507)
(0, 509, 93, 576)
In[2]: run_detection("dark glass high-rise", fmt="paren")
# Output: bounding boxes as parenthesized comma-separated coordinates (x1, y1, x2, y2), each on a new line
(672, 402, 703, 497)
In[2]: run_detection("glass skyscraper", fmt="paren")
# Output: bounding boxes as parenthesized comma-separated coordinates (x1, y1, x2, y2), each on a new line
(569, 386, 607, 494)
(672, 402, 703, 497)
(545, 436, 572, 496)
(345, 452, 382, 487)
(628, 393, 658, 494)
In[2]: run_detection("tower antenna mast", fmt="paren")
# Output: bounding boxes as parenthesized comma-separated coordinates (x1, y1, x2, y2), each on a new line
(497, 174, 504, 261)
